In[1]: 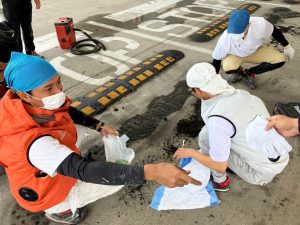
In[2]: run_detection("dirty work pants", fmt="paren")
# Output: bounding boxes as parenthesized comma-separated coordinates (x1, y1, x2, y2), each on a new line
(223, 46, 286, 75)
(44, 125, 123, 214)
(1, 0, 35, 53)
(198, 126, 289, 185)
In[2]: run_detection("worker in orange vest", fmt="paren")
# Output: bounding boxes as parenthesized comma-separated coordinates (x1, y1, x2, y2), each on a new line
(0, 52, 201, 224)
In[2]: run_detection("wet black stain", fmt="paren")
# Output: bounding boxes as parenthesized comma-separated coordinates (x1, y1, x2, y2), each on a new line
(10, 204, 49, 225)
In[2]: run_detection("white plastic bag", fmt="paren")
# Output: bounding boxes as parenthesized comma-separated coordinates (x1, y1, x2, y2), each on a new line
(103, 134, 135, 164)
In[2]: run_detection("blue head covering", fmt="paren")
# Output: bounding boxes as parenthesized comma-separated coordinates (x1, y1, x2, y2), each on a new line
(4, 52, 57, 92)
(228, 10, 250, 34)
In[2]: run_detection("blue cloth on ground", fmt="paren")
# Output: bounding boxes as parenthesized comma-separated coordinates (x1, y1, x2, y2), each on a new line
(150, 158, 219, 211)
(4, 52, 57, 92)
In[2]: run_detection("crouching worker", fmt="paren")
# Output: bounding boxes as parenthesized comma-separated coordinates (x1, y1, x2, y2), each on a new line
(0, 52, 201, 224)
(174, 63, 289, 192)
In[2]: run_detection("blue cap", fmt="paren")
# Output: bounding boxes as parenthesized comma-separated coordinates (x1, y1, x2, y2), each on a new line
(4, 52, 57, 92)
(228, 10, 250, 34)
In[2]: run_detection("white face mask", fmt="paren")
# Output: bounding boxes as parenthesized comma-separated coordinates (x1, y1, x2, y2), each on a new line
(230, 32, 245, 41)
(27, 91, 66, 110)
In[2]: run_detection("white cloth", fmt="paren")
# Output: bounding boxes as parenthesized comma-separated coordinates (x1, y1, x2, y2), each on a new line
(206, 116, 234, 162)
(212, 17, 274, 60)
(29, 124, 98, 176)
(283, 44, 295, 61)
(186, 62, 235, 95)
(246, 115, 292, 159)
(150, 158, 219, 211)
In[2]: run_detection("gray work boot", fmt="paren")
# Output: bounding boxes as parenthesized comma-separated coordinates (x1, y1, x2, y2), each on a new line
(226, 67, 245, 84)
(243, 70, 257, 90)
(227, 73, 243, 84)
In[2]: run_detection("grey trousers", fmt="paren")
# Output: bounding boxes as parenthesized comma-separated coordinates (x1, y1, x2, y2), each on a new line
(198, 126, 289, 185)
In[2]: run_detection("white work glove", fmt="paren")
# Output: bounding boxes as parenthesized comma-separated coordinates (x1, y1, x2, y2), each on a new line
(245, 115, 292, 159)
(284, 44, 295, 61)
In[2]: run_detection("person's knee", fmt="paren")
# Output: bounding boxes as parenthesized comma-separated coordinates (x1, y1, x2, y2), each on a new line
(223, 58, 242, 74)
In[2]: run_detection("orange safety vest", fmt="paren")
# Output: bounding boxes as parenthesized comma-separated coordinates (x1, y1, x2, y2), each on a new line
(0, 90, 80, 212)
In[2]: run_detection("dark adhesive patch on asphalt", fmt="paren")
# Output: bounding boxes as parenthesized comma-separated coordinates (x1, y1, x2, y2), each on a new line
(264, 7, 300, 26)
(163, 101, 204, 156)
(264, 7, 300, 48)
(10, 204, 49, 225)
(118, 80, 190, 143)
(283, 0, 300, 4)
(176, 101, 204, 138)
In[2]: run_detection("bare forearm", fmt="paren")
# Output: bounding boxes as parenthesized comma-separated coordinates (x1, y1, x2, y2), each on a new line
(193, 153, 227, 173)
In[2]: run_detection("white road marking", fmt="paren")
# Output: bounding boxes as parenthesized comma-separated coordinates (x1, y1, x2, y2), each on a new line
(87, 21, 213, 55)
(104, 0, 183, 22)
(51, 56, 113, 85)
(138, 20, 200, 38)
(87, 54, 130, 75)
(101, 37, 142, 64)
(35, 30, 93, 53)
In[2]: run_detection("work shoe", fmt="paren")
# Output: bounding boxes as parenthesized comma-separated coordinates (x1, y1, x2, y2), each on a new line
(210, 176, 231, 192)
(243, 70, 257, 90)
(45, 206, 88, 224)
(226, 67, 245, 84)
(226, 73, 243, 84)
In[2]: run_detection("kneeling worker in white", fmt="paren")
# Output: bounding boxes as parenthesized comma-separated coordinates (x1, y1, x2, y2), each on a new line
(175, 63, 290, 192)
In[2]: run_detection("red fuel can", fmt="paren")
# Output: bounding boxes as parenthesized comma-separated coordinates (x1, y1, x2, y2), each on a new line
(54, 17, 76, 49)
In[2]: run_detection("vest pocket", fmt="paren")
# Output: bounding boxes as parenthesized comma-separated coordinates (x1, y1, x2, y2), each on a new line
(19, 187, 38, 202)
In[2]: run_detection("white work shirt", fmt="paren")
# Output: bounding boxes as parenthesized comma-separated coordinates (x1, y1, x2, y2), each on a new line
(29, 136, 73, 176)
(212, 17, 274, 60)
(28, 124, 93, 177)
(207, 116, 235, 162)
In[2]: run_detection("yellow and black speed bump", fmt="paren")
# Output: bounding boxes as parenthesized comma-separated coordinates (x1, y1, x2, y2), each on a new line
(190, 3, 261, 42)
(71, 50, 184, 116)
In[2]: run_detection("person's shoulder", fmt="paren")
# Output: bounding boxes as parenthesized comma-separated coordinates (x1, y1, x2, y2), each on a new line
(216, 30, 230, 44)
(250, 17, 269, 25)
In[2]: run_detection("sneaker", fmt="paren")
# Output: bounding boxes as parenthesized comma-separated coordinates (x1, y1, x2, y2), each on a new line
(243, 70, 257, 90)
(45, 206, 88, 224)
(27, 50, 44, 59)
(210, 176, 231, 192)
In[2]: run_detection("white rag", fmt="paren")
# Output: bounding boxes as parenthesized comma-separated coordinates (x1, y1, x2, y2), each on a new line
(186, 62, 235, 95)
(246, 115, 292, 159)
(150, 158, 219, 211)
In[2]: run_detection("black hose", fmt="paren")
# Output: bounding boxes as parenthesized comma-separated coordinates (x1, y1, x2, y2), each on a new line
(71, 28, 106, 55)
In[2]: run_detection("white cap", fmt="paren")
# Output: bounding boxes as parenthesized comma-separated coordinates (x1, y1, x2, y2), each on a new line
(186, 62, 235, 95)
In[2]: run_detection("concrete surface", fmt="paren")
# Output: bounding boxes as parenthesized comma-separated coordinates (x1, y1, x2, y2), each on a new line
(0, 0, 300, 224)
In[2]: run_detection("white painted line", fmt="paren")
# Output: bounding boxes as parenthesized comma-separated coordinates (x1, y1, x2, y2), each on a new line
(35, 30, 93, 53)
(234, 0, 291, 8)
(87, 21, 212, 55)
(105, 0, 183, 22)
(51, 56, 113, 85)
